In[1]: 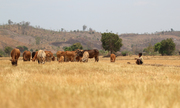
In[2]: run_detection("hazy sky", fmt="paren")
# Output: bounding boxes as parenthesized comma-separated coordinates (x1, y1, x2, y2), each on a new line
(0, 0, 180, 34)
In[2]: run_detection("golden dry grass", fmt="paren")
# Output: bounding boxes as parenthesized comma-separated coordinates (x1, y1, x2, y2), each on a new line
(0, 56, 180, 108)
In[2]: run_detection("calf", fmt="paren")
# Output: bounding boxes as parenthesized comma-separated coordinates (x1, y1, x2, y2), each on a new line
(110, 54, 116, 62)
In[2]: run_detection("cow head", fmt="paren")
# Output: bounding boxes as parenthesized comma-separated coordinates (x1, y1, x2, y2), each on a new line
(76, 50, 83, 57)
(10, 59, 18, 66)
(42, 57, 46, 64)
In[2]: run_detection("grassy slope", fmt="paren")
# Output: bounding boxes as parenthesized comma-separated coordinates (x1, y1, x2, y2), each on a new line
(1, 24, 180, 53)
(0, 56, 180, 108)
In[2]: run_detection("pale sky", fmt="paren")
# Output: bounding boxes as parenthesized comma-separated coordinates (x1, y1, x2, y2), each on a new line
(0, 0, 180, 34)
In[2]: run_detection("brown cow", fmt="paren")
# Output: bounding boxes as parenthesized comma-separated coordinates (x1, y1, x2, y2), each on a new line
(10, 48, 20, 66)
(32, 51, 38, 61)
(110, 54, 116, 62)
(76, 49, 99, 62)
(76, 56, 82, 62)
(64, 51, 77, 62)
(45, 51, 53, 62)
(23, 51, 31, 61)
(56, 51, 66, 61)
(58, 56, 64, 63)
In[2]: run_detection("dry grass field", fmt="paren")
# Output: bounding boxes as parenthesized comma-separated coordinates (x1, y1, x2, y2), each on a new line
(0, 56, 180, 108)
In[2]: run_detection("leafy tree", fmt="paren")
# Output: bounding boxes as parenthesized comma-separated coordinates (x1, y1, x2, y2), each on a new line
(23, 46, 28, 51)
(71, 43, 83, 51)
(8, 19, 13, 25)
(101, 33, 123, 54)
(16, 46, 24, 52)
(63, 43, 83, 51)
(30, 49, 33, 52)
(16, 46, 28, 52)
(35, 49, 38, 51)
(159, 38, 175, 55)
(4, 46, 13, 55)
(154, 42, 161, 52)
(0, 49, 5, 57)
(63, 47, 72, 51)
(83, 25, 87, 31)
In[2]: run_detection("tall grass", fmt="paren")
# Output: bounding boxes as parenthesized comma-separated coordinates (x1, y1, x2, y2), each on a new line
(0, 56, 180, 108)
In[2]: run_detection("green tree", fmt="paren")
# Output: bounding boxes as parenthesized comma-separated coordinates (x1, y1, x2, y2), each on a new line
(23, 46, 28, 51)
(159, 38, 175, 55)
(101, 33, 123, 54)
(16, 46, 28, 52)
(63, 47, 72, 51)
(154, 42, 161, 52)
(71, 43, 83, 51)
(30, 49, 33, 52)
(4, 46, 13, 55)
(0, 49, 5, 57)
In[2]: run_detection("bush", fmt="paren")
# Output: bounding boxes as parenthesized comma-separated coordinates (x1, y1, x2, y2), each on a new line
(0, 49, 5, 57)
(121, 51, 128, 56)
(99, 50, 109, 56)
(4, 46, 13, 55)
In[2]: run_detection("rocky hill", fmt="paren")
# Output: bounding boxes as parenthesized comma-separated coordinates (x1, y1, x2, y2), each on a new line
(0, 23, 180, 53)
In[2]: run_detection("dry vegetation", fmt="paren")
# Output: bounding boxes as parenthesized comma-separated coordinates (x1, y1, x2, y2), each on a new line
(1, 24, 180, 52)
(0, 56, 180, 108)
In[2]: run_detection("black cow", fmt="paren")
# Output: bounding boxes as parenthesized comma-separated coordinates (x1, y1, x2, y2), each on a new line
(32, 52, 36, 59)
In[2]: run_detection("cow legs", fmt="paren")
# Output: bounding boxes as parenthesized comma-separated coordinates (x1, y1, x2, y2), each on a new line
(95, 56, 99, 62)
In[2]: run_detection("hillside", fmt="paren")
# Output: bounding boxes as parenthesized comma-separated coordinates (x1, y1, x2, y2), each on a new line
(0, 23, 180, 53)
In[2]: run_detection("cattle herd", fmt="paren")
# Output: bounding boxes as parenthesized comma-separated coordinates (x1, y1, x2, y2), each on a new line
(9, 48, 111, 66)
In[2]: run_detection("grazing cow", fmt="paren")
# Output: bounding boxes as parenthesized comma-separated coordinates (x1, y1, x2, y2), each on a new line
(76, 56, 82, 62)
(56, 51, 66, 61)
(32, 51, 38, 61)
(45, 51, 53, 62)
(52, 56, 55, 61)
(32, 52, 36, 59)
(37, 50, 46, 64)
(58, 56, 64, 63)
(10, 48, 20, 66)
(82, 51, 89, 62)
(76, 49, 99, 62)
(110, 54, 116, 62)
(64, 51, 77, 62)
(23, 51, 31, 61)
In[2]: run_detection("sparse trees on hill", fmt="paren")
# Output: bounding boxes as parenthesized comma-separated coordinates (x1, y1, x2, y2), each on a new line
(83, 25, 87, 31)
(101, 33, 123, 54)
(8, 19, 13, 25)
